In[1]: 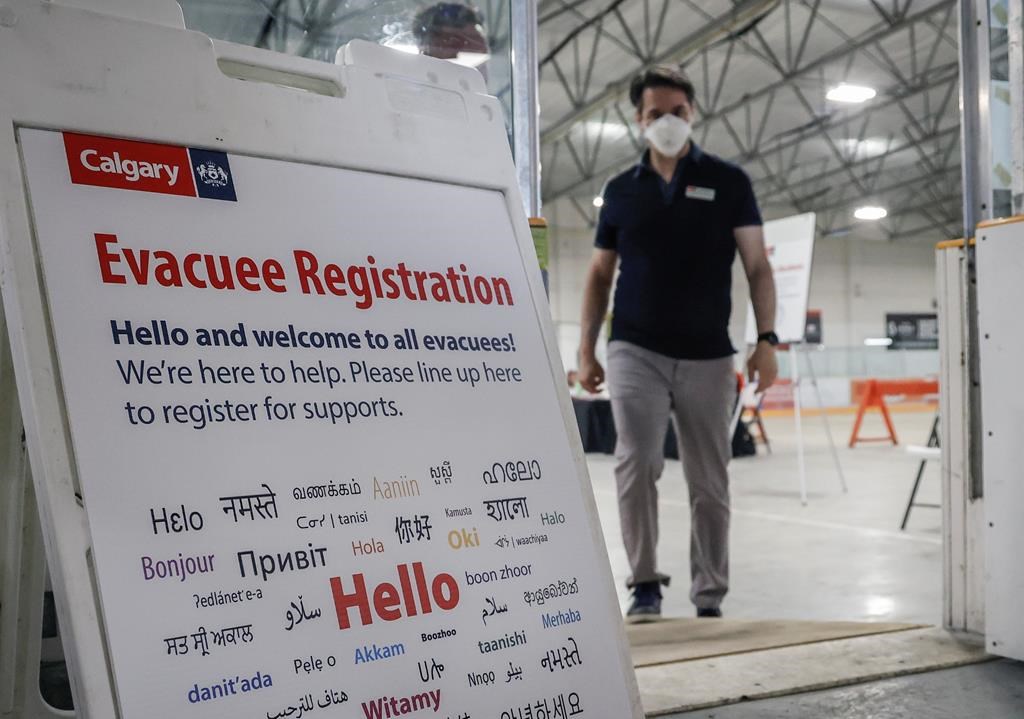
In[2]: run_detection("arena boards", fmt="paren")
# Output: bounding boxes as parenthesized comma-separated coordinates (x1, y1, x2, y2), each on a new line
(0, 2, 643, 717)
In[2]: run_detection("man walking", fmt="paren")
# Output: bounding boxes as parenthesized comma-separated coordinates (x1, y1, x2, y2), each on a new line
(578, 67, 778, 622)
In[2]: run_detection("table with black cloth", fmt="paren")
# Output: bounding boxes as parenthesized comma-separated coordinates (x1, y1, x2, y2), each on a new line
(571, 397, 679, 459)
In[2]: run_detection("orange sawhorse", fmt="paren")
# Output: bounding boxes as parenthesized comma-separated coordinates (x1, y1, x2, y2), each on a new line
(735, 372, 771, 453)
(848, 378, 939, 447)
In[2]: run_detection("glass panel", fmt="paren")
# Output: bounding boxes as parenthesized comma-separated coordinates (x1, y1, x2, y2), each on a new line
(776, 346, 940, 380)
(990, 0, 1014, 218)
(178, 1, 514, 142)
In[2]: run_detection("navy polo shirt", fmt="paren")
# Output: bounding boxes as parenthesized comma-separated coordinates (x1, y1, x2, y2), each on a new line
(595, 144, 762, 360)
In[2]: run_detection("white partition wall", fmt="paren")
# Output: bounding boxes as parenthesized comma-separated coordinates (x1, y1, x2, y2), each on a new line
(976, 217, 1024, 660)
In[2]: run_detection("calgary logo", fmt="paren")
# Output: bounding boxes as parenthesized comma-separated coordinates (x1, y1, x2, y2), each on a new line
(195, 160, 229, 188)
(63, 132, 236, 202)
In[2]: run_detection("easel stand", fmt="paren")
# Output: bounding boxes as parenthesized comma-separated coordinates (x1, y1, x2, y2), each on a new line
(789, 343, 848, 505)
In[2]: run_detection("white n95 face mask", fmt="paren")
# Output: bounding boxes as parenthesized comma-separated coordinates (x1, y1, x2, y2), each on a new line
(643, 114, 692, 156)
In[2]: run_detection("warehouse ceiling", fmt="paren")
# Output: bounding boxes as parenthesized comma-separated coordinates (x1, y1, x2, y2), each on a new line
(537, 0, 964, 242)
(179, 0, 965, 241)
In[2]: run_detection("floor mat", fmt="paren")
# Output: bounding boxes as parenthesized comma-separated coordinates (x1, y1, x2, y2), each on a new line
(634, 626, 990, 716)
(628, 617, 923, 667)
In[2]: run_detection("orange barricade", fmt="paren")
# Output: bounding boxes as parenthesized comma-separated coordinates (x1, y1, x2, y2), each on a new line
(848, 378, 939, 447)
(735, 371, 771, 452)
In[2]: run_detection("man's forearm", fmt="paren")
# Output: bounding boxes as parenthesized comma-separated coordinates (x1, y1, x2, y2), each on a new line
(750, 267, 777, 335)
(579, 278, 611, 360)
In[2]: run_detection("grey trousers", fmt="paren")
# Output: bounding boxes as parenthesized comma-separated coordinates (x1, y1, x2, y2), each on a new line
(607, 340, 734, 609)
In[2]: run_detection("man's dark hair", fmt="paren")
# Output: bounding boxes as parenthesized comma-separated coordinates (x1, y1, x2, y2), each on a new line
(412, 3, 484, 42)
(629, 67, 696, 110)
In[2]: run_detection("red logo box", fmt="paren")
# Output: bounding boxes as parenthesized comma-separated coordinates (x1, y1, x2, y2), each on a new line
(63, 133, 197, 197)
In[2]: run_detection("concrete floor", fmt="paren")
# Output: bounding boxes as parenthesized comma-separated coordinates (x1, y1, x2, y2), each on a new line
(664, 660, 1024, 718)
(589, 408, 943, 624)
(590, 408, 1024, 716)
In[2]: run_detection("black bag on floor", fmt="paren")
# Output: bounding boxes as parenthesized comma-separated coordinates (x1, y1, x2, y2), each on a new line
(732, 419, 757, 458)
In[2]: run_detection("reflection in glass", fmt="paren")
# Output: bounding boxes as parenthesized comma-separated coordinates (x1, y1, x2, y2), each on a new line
(989, 0, 1012, 218)
(178, 1, 513, 139)
(409, 3, 489, 68)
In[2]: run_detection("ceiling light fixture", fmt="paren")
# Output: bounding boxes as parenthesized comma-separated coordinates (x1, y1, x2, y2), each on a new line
(854, 206, 887, 220)
(864, 337, 894, 347)
(581, 121, 629, 140)
(592, 196, 605, 208)
(826, 83, 877, 103)
(838, 137, 889, 158)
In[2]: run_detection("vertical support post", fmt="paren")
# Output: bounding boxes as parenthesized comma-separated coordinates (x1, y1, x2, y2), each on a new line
(790, 344, 808, 505)
(957, 0, 991, 500)
(511, 0, 541, 218)
(1010, 0, 1024, 215)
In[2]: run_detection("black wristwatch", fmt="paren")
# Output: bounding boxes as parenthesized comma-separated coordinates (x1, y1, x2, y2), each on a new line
(757, 331, 779, 347)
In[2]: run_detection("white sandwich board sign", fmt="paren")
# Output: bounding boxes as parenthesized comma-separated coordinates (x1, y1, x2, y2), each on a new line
(0, 2, 642, 718)
(745, 212, 817, 345)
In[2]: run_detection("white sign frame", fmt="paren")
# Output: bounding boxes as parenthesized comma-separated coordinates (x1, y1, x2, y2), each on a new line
(0, 2, 643, 716)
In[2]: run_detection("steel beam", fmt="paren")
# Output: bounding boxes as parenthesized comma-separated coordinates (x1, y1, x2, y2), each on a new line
(541, 0, 780, 144)
(545, 61, 960, 202)
(540, 2, 962, 202)
(957, 0, 990, 505)
(758, 126, 961, 204)
(814, 192, 962, 238)
(687, 0, 956, 131)
(765, 163, 961, 213)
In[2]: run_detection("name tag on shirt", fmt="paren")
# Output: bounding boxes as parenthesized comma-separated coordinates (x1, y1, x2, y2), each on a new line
(685, 185, 716, 201)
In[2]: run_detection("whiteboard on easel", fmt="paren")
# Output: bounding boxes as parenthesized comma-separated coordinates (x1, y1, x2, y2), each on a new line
(0, 3, 642, 718)
(744, 212, 817, 344)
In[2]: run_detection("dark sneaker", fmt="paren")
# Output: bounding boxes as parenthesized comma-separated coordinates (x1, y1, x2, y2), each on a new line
(697, 607, 722, 618)
(626, 582, 662, 623)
